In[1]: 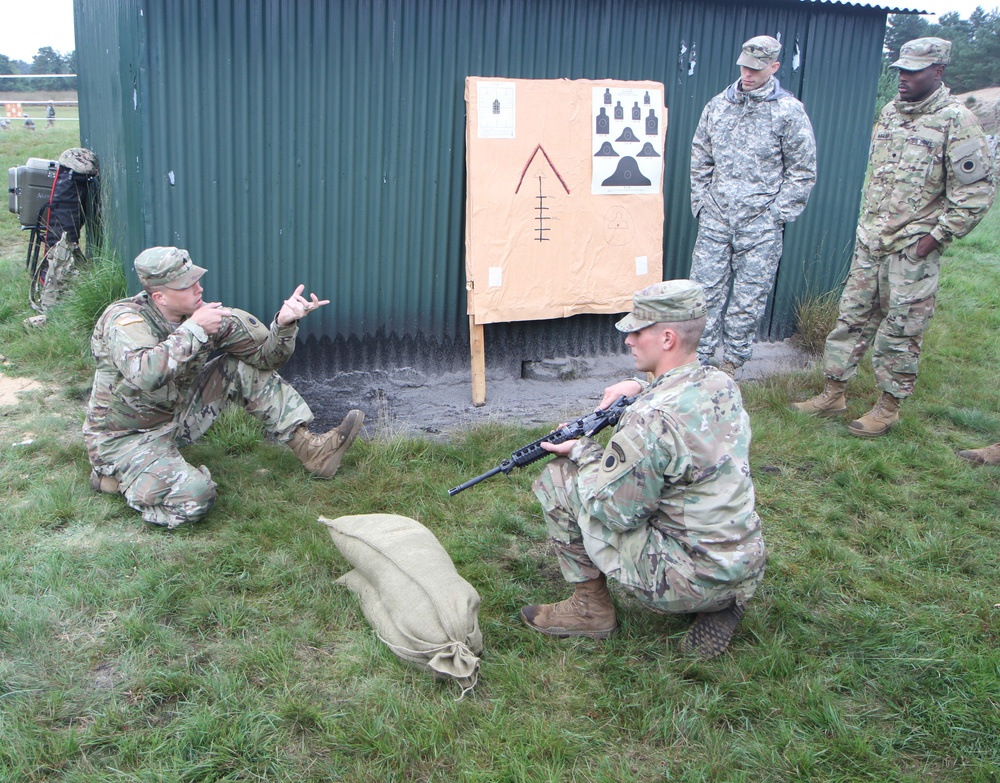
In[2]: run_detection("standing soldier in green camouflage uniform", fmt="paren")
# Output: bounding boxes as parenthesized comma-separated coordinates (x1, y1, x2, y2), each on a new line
(522, 280, 766, 659)
(689, 35, 817, 378)
(84, 247, 364, 529)
(792, 38, 995, 436)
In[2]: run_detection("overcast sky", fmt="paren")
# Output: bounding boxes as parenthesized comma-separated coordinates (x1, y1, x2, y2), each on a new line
(0, 0, 997, 64)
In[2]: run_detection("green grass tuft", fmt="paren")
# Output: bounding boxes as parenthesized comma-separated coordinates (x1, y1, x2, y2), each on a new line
(793, 288, 841, 356)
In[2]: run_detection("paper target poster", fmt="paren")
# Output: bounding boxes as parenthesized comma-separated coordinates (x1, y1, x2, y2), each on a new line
(465, 77, 667, 326)
(592, 86, 664, 194)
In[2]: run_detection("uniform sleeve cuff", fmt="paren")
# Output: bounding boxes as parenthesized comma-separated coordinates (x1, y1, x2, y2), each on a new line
(929, 227, 949, 245)
(569, 438, 602, 464)
(273, 315, 300, 336)
(180, 320, 208, 342)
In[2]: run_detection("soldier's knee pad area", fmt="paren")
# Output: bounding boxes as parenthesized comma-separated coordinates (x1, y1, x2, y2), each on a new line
(126, 469, 218, 527)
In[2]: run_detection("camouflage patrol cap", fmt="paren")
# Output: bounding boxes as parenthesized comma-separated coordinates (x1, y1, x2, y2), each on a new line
(134, 247, 207, 290)
(615, 280, 708, 333)
(890, 37, 951, 70)
(58, 147, 99, 176)
(736, 35, 781, 69)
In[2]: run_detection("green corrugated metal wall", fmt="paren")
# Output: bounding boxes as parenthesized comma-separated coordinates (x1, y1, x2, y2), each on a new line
(75, 0, 889, 371)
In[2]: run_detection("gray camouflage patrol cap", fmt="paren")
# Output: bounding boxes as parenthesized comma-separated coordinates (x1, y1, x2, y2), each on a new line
(737, 35, 781, 69)
(890, 37, 951, 70)
(58, 147, 99, 176)
(615, 280, 708, 333)
(134, 247, 207, 290)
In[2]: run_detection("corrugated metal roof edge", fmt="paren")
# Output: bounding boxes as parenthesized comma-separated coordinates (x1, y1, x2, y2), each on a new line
(793, 0, 928, 12)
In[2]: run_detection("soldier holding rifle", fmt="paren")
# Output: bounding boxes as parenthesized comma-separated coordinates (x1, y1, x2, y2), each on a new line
(520, 281, 767, 659)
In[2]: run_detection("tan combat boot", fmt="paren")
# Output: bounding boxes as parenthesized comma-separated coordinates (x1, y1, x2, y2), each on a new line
(520, 574, 618, 639)
(848, 392, 901, 438)
(957, 442, 1000, 465)
(719, 360, 739, 378)
(89, 470, 120, 494)
(680, 601, 745, 660)
(288, 410, 365, 478)
(789, 379, 848, 417)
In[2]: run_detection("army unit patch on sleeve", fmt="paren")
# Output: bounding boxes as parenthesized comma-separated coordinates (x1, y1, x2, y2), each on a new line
(229, 309, 270, 344)
(113, 313, 145, 328)
(597, 431, 646, 487)
(950, 137, 989, 185)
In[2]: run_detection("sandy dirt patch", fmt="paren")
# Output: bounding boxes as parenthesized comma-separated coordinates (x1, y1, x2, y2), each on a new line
(294, 339, 816, 439)
(0, 373, 46, 406)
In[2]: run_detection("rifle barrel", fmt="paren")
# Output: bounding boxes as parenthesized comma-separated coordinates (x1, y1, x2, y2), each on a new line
(448, 464, 505, 496)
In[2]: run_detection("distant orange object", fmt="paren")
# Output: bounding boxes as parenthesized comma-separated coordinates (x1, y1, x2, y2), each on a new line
(4, 102, 23, 118)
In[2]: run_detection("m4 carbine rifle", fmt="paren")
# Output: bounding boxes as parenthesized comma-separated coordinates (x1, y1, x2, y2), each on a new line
(447, 394, 636, 496)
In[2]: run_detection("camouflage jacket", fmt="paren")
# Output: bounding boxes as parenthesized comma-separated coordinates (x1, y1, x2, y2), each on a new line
(690, 77, 817, 226)
(84, 293, 299, 460)
(858, 84, 996, 253)
(566, 361, 766, 589)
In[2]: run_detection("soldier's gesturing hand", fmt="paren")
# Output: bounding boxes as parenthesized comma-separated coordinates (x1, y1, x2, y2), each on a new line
(278, 284, 330, 326)
(190, 302, 232, 335)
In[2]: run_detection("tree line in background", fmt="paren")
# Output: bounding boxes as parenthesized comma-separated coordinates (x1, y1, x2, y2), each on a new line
(885, 8, 1000, 94)
(0, 47, 76, 92)
(3, 8, 998, 103)
(874, 7, 1000, 116)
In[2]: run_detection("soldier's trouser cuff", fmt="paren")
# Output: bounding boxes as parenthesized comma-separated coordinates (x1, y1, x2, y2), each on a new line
(552, 540, 603, 583)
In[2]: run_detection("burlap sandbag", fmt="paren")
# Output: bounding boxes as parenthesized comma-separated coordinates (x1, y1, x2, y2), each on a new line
(320, 513, 483, 692)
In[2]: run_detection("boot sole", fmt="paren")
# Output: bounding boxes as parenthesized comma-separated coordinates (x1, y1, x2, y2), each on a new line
(340, 411, 366, 448)
(847, 425, 894, 438)
(788, 405, 847, 418)
(680, 605, 744, 659)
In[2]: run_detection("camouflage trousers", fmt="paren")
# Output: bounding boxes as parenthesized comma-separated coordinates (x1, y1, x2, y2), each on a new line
(689, 210, 784, 367)
(35, 235, 87, 312)
(822, 240, 942, 398)
(110, 355, 313, 529)
(532, 458, 763, 615)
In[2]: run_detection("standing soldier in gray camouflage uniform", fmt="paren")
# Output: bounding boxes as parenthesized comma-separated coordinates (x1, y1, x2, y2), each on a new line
(791, 38, 995, 437)
(689, 35, 817, 378)
(84, 247, 364, 529)
(521, 280, 766, 660)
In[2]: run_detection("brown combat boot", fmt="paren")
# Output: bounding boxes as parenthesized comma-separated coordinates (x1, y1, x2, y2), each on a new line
(680, 601, 745, 660)
(288, 410, 364, 478)
(957, 442, 1000, 465)
(520, 574, 618, 639)
(719, 360, 739, 378)
(789, 379, 848, 418)
(848, 392, 901, 438)
(89, 470, 120, 494)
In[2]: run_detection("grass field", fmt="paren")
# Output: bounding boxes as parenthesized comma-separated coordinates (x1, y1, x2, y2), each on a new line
(0, 108, 999, 781)
(1, 97, 80, 261)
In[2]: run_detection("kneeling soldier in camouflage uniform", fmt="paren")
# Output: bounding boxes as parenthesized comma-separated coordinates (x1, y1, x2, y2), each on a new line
(791, 38, 995, 436)
(84, 247, 364, 529)
(522, 280, 767, 659)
